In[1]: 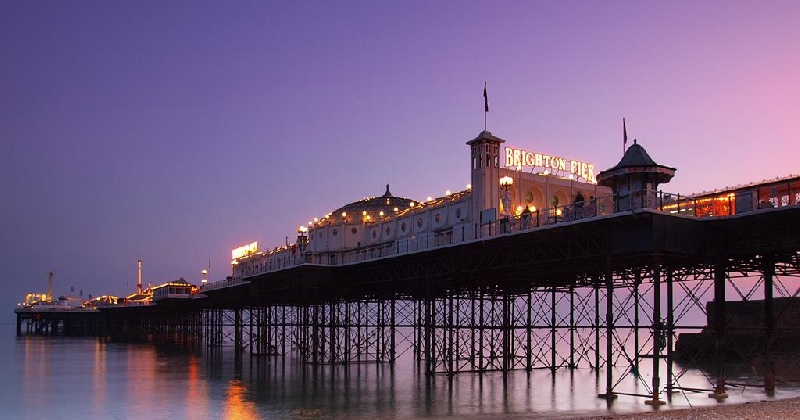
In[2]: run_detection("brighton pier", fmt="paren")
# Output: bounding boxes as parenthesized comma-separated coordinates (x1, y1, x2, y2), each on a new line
(16, 130, 800, 406)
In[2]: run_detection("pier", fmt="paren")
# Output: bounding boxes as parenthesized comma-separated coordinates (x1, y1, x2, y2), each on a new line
(15, 131, 800, 405)
(16, 203, 800, 404)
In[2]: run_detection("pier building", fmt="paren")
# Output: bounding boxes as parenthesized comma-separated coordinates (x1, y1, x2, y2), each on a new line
(229, 130, 614, 283)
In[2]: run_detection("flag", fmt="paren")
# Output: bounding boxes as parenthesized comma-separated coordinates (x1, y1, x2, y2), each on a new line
(483, 83, 489, 113)
(623, 117, 628, 154)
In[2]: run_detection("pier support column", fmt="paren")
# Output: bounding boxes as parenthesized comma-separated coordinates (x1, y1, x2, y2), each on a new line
(526, 290, 533, 371)
(599, 262, 617, 401)
(503, 292, 512, 373)
(710, 261, 729, 400)
(594, 282, 601, 375)
(478, 289, 485, 371)
(666, 268, 675, 400)
(645, 263, 665, 406)
(424, 288, 433, 376)
(569, 286, 576, 369)
(633, 271, 640, 376)
(763, 254, 776, 394)
(234, 308, 243, 353)
(550, 287, 557, 371)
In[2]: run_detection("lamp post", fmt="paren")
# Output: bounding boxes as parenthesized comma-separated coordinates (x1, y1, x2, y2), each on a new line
(500, 176, 513, 233)
(297, 225, 308, 252)
(500, 176, 514, 216)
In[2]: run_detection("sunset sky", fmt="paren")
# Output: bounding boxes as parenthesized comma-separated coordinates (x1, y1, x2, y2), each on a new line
(2, 1, 799, 313)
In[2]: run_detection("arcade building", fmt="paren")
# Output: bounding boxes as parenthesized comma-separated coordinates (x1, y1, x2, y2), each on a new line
(227, 130, 663, 283)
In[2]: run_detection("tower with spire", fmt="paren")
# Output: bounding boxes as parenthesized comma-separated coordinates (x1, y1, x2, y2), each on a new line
(597, 139, 676, 212)
(467, 130, 505, 224)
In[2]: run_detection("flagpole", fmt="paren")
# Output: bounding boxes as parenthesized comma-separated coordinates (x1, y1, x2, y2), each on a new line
(483, 82, 489, 131)
(623, 117, 628, 157)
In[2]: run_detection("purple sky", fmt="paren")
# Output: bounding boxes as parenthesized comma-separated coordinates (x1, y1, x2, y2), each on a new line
(2, 1, 799, 315)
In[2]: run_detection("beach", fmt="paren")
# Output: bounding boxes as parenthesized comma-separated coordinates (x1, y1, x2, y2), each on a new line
(580, 396, 800, 419)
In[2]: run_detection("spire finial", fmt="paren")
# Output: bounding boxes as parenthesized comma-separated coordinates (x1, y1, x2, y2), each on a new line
(383, 184, 392, 197)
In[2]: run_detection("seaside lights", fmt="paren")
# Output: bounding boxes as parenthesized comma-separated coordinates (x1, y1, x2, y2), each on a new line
(500, 176, 513, 216)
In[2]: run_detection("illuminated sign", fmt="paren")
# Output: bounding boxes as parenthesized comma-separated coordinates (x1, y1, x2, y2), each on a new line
(505, 147, 596, 184)
(231, 241, 258, 259)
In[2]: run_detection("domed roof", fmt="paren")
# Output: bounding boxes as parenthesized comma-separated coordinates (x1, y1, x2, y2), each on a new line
(615, 142, 658, 167)
(326, 185, 416, 223)
(598, 139, 676, 186)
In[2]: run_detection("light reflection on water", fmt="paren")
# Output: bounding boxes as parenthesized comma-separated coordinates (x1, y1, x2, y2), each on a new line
(2, 323, 798, 419)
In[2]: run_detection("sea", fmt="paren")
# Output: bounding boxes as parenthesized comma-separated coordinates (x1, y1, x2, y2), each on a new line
(2, 322, 797, 420)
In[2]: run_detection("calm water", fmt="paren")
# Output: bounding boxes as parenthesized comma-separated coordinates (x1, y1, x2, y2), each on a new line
(2, 323, 797, 419)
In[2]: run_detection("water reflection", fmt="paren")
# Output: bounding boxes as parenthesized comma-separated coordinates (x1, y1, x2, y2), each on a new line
(222, 379, 259, 419)
(6, 324, 799, 420)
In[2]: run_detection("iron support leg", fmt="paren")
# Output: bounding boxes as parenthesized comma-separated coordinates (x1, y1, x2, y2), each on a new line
(551, 287, 557, 371)
(646, 264, 665, 406)
(594, 284, 601, 374)
(569, 286, 575, 369)
(666, 269, 675, 400)
(763, 255, 776, 394)
(710, 261, 729, 399)
(527, 290, 533, 371)
(600, 265, 617, 400)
